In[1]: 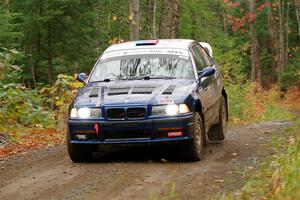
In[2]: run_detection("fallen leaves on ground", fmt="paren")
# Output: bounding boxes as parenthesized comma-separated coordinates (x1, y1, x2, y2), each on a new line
(0, 127, 65, 158)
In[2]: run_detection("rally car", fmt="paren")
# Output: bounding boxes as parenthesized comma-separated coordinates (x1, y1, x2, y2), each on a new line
(67, 39, 228, 162)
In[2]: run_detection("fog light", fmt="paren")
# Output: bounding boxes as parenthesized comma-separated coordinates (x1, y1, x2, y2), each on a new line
(76, 135, 87, 140)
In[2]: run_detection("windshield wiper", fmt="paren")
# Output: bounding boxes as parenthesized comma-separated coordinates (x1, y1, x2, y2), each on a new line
(119, 76, 144, 80)
(90, 78, 117, 83)
(146, 75, 176, 80)
(118, 75, 176, 81)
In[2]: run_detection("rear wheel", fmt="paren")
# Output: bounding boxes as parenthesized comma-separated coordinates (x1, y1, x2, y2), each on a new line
(67, 134, 95, 162)
(208, 95, 227, 141)
(184, 112, 205, 161)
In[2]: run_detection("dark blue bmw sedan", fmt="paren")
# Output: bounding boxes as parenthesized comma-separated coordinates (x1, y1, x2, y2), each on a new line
(67, 39, 228, 162)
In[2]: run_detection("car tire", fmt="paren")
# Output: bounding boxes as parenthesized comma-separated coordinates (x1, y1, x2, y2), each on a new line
(207, 95, 227, 141)
(184, 112, 205, 161)
(67, 134, 95, 162)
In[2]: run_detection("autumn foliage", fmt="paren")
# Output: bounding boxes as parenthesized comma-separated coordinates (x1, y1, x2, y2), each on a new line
(229, 83, 299, 125)
(0, 128, 64, 158)
(225, 0, 269, 32)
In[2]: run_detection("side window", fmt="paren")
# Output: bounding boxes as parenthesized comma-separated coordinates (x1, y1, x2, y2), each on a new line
(199, 47, 213, 67)
(191, 45, 206, 71)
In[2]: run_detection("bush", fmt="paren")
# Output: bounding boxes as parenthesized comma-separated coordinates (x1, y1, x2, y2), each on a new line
(0, 84, 53, 127)
(226, 82, 253, 124)
(0, 49, 53, 128)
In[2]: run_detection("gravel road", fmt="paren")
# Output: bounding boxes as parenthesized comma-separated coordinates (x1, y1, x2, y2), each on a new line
(0, 121, 291, 200)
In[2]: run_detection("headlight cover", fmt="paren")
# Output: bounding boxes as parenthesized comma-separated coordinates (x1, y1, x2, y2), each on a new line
(152, 104, 190, 116)
(70, 107, 101, 119)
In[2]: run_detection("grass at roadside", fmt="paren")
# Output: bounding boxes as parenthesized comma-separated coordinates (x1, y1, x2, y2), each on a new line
(222, 118, 300, 200)
(216, 83, 300, 200)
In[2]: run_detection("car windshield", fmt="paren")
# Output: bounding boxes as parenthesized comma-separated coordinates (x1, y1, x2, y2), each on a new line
(89, 54, 195, 82)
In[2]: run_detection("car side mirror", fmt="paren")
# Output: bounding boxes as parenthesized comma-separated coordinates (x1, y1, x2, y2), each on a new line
(198, 67, 215, 79)
(77, 73, 87, 84)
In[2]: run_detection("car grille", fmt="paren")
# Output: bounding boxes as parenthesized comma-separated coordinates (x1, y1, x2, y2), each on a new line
(106, 107, 146, 120)
(104, 130, 150, 140)
(106, 108, 126, 120)
(127, 108, 146, 119)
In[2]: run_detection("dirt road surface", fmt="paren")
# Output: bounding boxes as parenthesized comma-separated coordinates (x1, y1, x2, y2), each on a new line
(0, 121, 291, 200)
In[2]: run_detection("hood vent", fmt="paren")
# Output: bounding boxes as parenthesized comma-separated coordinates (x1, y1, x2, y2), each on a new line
(89, 87, 100, 97)
(108, 87, 131, 95)
(131, 86, 156, 94)
(162, 85, 176, 95)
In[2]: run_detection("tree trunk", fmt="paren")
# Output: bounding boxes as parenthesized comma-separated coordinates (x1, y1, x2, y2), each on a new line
(170, 0, 181, 38)
(159, 0, 181, 39)
(130, 0, 140, 41)
(267, 0, 277, 82)
(222, 8, 228, 33)
(278, 0, 286, 71)
(286, 2, 290, 63)
(295, 0, 300, 45)
(29, 31, 36, 87)
(47, 23, 53, 85)
(191, 8, 196, 39)
(151, 0, 157, 38)
(95, 0, 101, 47)
(5, 0, 9, 12)
(248, 0, 262, 85)
(146, 0, 157, 38)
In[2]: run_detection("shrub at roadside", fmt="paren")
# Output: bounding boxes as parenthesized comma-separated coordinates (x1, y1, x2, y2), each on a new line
(0, 84, 53, 127)
(239, 119, 300, 200)
(226, 83, 296, 125)
(0, 50, 80, 158)
(0, 49, 53, 128)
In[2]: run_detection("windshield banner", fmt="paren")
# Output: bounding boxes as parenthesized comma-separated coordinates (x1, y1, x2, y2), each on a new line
(101, 49, 190, 59)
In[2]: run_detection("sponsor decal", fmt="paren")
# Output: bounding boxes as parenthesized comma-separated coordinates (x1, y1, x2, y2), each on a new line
(158, 96, 174, 104)
(102, 49, 190, 59)
(158, 127, 182, 131)
(74, 130, 96, 134)
(168, 131, 183, 137)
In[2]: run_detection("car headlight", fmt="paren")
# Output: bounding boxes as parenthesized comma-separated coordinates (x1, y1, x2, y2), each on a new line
(152, 104, 190, 116)
(70, 107, 101, 118)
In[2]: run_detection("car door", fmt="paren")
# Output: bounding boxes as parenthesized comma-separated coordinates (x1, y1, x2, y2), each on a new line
(190, 43, 215, 130)
(198, 45, 223, 125)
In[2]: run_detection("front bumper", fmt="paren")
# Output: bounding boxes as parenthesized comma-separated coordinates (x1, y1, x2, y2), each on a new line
(68, 114, 195, 145)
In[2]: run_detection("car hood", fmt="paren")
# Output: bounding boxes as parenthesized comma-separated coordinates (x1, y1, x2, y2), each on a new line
(73, 79, 196, 107)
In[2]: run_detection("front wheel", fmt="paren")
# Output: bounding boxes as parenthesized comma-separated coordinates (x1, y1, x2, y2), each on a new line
(184, 112, 205, 161)
(67, 134, 95, 162)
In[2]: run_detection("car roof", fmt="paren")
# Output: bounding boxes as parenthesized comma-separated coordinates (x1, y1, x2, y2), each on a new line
(104, 39, 195, 53)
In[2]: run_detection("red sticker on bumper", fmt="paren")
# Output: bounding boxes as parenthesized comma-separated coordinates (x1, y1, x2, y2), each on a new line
(168, 131, 183, 137)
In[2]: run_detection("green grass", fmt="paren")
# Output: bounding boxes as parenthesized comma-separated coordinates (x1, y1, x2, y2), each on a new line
(223, 118, 300, 200)
(226, 83, 253, 123)
(148, 182, 177, 200)
(261, 104, 295, 122)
